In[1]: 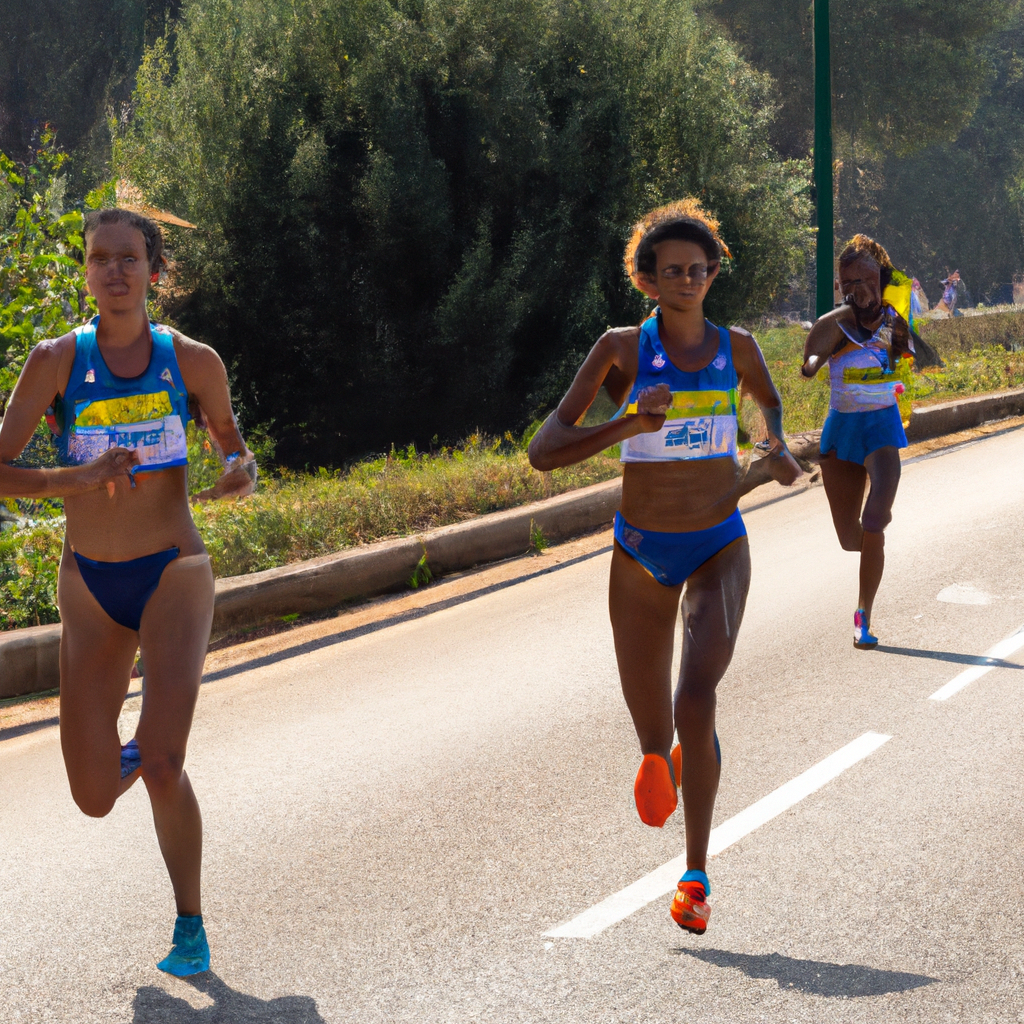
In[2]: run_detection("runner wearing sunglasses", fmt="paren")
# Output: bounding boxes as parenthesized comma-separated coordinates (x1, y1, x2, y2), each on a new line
(529, 199, 801, 933)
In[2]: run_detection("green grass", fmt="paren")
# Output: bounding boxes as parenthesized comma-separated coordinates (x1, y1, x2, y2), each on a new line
(2, 432, 620, 628)
(191, 434, 619, 578)
(7, 311, 1024, 629)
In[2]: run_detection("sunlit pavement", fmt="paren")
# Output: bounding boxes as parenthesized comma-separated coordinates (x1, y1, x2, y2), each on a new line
(3, 426, 1024, 1023)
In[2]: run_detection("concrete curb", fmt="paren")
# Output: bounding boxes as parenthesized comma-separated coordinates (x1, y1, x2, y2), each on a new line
(212, 478, 622, 635)
(6, 386, 1024, 699)
(904, 389, 1024, 442)
(0, 624, 61, 700)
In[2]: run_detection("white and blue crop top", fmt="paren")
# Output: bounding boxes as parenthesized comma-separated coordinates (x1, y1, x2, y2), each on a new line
(616, 312, 739, 463)
(50, 316, 191, 472)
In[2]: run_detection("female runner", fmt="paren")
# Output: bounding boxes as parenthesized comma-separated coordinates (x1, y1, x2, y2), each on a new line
(529, 200, 801, 933)
(801, 235, 911, 648)
(0, 208, 255, 975)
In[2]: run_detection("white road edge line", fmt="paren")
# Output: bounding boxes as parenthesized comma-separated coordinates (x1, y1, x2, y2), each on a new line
(544, 731, 891, 940)
(929, 625, 1024, 702)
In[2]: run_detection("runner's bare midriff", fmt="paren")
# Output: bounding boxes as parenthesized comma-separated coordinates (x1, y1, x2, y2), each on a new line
(63, 466, 205, 560)
(620, 458, 742, 533)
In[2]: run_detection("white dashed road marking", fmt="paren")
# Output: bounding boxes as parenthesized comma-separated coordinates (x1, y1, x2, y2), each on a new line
(544, 732, 891, 939)
(929, 624, 1024, 701)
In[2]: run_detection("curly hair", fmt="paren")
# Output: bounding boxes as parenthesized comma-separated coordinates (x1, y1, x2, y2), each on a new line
(624, 198, 732, 291)
(83, 208, 165, 274)
(838, 233, 894, 290)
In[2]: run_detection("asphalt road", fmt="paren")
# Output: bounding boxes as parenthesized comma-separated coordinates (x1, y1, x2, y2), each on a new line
(3, 426, 1024, 1023)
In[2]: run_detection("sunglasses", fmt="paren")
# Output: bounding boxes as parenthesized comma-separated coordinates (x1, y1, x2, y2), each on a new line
(661, 261, 720, 281)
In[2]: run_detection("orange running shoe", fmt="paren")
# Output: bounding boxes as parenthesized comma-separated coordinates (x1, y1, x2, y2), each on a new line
(633, 753, 677, 827)
(670, 879, 711, 934)
(671, 743, 681, 789)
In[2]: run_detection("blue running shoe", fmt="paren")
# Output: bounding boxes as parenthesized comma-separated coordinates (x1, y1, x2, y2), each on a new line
(120, 739, 141, 779)
(157, 915, 210, 977)
(854, 609, 878, 649)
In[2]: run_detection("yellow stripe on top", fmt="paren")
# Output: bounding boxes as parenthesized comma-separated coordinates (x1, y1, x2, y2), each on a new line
(842, 367, 896, 384)
(73, 391, 175, 427)
(624, 389, 737, 419)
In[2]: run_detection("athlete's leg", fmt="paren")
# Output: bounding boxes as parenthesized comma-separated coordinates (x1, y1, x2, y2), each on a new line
(858, 446, 901, 621)
(57, 551, 142, 817)
(674, 536, 751, 872)
(136, 555, 215, 918)
(818, 453, 868, 552)
(609, 543, 683, 768)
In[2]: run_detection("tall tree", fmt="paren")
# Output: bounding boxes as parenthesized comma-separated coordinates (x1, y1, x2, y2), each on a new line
(0, 0, 179, 182)
(115, 0, 810, 465)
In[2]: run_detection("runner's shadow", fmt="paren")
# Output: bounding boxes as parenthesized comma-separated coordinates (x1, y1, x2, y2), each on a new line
(674, 948, 938, 997)
(874, 645, 1023, 669)
(132, 972, 326, 1022)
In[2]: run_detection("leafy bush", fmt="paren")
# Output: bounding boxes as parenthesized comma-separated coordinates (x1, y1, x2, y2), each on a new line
(0, 519, 64, 628)
(113, 0, 811, 468)
(0, 134, 95, 401)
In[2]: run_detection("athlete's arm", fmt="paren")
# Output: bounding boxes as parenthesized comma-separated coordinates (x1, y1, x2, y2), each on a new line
(174, 334, 255, 501)
(528, 328, 665, 471)
(730, 328, 802, 486)
(0, 335, 139, 498)
(801, 313, 843, 378)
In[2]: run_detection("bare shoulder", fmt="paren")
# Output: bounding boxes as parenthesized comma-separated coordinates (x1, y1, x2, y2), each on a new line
(23, 330, 76, 387)
(171, 330, 227, 382)
(727, 325, 757, 350)
(818, 305, 854, 331)
(599, 324, 641, 349)
(28, 330, 76, 364)
(594, 324, 641, 365)
(727, 326, 767, 366)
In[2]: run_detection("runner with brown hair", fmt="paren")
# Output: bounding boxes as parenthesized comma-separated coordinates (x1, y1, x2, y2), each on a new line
(529, 199, 801, 933)
(801, 233, 913, 648)
(0, 207, 255, 975)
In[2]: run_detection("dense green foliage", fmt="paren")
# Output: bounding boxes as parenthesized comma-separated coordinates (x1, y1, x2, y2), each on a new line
(0, 137, 97, 482)
(0, 139, 93, 381)
(704, 0, 1024, 302)
(113, 0, 810, 465)
(0, 0, 178, 187)
(7, 0, 1023, 461)
(705, 0, 1008, 159)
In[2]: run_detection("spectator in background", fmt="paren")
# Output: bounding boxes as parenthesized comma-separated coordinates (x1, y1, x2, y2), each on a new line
(936, 271, 962, 316)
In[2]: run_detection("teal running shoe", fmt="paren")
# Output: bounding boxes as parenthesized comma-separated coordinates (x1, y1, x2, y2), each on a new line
(157, 915, 210, 976)
(120, 739, 141, 779)
(854, 609, 878, 649)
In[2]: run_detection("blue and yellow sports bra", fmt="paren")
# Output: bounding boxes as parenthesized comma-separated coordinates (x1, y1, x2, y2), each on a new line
(827, 306, 902, 414)
(617, 312, 738, 463)
(51, 316, 191, 472)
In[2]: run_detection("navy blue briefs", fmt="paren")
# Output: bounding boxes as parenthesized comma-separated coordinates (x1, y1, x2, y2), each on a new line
(73, 547, 180, 631)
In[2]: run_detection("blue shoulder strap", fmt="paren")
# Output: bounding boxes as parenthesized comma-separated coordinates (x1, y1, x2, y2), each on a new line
(149, 324, 189, 403)
(640, 311, 668, 374)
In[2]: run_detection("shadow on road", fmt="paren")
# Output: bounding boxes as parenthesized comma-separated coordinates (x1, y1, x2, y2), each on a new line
(874, 645, 1024, 670)
(132, 972, 326, 1023)
(0, 715, 59, 743)
(674, 948, 938, 997)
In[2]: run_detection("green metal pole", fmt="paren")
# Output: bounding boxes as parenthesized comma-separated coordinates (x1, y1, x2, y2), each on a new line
(814, 0, 834, 318)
